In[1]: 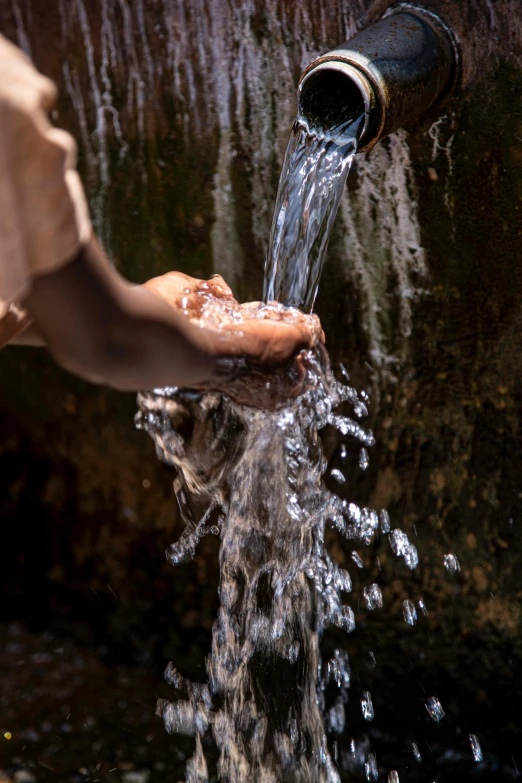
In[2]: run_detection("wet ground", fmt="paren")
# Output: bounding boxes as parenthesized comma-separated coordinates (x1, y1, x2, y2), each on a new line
(2, 606, 522, 782)
(0, 623, 194, 783)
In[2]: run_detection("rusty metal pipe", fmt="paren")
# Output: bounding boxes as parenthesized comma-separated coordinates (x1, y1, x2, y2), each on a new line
(297, 3, 460, 152)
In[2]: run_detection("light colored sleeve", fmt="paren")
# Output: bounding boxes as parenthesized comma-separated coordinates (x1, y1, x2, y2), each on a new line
(0, 33, 91, 316)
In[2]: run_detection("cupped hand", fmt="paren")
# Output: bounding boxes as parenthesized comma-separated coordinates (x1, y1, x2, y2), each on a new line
(143, 271, 325, 408)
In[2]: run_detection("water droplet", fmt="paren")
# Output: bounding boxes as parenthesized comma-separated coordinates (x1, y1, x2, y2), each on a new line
(389, 529, 419, 569)
(388, 772, 399, 783)
(425, 696, 445, 722)
(327, 699, 346, 733)
(404, 543, 419, 570)
(354, 401, 368, 419)
(369, 651, 377, 667)
(328, 413, 375, 446)
(389, 529, 409, 556)
(444, 553, 461, 575)
(365, 751, 378, 780)
(351, 551, 364, 568)
(339, 444, 348, 460)
(338, 605, 355, 633)
(363, 584, 383, 611)
(330, 468, 345, 484)
(339, 363, 350, 382)
(334, 568, 352, 593)
(379, 509, 391, 534)
(277, 410, 295, 429)
(349, 738, 356, 755)
(359, 448, 369, 470)
(470, 734, 483, 762)
(319, 734, 328, 764)
(403, 599, 417, 626)
(357, 508, 379, 545)
(289, 719, 299, 746)
(361, 691, 374, 721)
(327, 649, 351, 688)
(284, 437, 299, 454)
(412, 742, 422, 763)
(418, 598, 428, 616)
(346, 502, 361, 523)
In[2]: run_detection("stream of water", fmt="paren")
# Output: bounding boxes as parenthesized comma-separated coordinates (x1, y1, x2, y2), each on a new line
(263, 113, 363, 312)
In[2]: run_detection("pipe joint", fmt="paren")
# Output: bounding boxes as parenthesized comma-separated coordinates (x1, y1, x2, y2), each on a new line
(298, 3, 460, 152)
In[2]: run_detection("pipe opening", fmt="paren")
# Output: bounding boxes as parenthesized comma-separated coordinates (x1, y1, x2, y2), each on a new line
(298, 64, 373, 143)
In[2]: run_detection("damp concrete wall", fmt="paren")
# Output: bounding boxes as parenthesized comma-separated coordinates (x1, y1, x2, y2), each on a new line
(1, 0, 522, 672)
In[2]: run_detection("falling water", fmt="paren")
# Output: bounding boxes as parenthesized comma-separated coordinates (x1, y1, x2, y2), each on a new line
(134, 318, 436, 781)
(264, 113, 363, 312)
(136, 345, 409, 782)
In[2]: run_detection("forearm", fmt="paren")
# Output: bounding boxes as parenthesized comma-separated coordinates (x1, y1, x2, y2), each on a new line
(24, 238, 219, 391)
(63, 286, 219, 391)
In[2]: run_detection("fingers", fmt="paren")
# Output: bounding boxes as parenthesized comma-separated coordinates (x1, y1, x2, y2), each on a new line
(213, 318, 318, 366)
(195, 276, 234, 300)
(144, 272, 234, 302)
(143, 272, 201, 307)
(0, 34, 58, 114)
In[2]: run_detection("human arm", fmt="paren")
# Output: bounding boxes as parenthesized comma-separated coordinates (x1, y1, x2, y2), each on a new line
(23, 236, 320, 394)
(0, 33, 321, 400)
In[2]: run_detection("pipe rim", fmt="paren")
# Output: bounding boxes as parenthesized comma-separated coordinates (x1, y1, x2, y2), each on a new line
(298, 57, 386, 152)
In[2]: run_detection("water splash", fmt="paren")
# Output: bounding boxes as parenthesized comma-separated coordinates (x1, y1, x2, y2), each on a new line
(136, 348, 394, 781)
(470, 733, 484, 762)
(425, 696, 445, 723)
(361, 691, 374, 721)
(363, 584, 383, 611)
(443, 553, 461, 575)
(402, 599, 417, 627)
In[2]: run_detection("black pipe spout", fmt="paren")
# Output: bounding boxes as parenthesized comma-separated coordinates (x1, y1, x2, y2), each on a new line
(298, 3, 460, 152)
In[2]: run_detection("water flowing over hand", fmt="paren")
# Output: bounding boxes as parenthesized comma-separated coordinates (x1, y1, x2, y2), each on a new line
(143, 271, 325, 409)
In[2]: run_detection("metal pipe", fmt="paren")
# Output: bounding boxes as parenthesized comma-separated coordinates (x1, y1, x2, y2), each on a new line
(297, 3, 460, 152)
